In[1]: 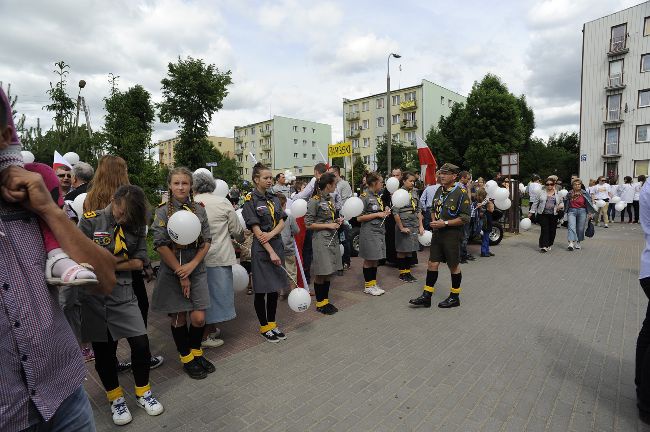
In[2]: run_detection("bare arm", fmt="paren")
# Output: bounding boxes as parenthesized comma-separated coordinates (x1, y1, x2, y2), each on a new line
(115, 259, 144, 272)
(251, 225, 281, 265)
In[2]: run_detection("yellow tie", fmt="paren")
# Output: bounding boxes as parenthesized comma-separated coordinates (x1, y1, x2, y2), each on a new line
(113, 225, 129, 259)
(267, 200, 277, 228)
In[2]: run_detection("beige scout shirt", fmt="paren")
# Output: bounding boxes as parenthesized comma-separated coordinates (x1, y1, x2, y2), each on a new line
(195, 193, 243, 267)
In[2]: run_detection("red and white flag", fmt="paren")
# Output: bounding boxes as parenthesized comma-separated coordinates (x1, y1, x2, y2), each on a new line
(53, 150, 72, 171)
(416, 135, 437, 185)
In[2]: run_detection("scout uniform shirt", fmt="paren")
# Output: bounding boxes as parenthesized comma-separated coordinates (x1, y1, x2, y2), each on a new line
(150, 197, 212, 314)
(78, 205, 148, 342)
(359, 190, 386, 261)
(394, 187, 421, 253)
(432, 184, 471, 227)
(241, 189, 287, 293)
(306, 193, 342, 276)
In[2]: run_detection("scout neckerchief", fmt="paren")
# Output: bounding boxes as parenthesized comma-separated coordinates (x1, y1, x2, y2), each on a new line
(375, 192, 384, 211)
(325, 196, 335, 221)
(266, 195, 277, 228)
(408, 190, 416, 212)
(113, 224, 129, 259)
(434, 183, 460, 220)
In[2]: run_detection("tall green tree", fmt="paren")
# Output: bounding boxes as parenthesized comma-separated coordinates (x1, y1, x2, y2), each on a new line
(375, 134, 419, 177)
(351, 155, 367, 193)
(45, 61, 76, 134)
(158, 56, 233, 170)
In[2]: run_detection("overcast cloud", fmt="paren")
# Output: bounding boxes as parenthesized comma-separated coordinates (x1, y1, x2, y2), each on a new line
(0, 0, 643, 145)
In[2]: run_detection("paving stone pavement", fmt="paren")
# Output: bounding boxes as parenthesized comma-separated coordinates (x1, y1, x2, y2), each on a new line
(89, 221, 650, 431)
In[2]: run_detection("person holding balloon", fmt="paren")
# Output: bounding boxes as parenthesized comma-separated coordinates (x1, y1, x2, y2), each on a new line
(393, 172, 424, 283)
(192, 171, 243, 349)
(151, 167, 215, 380)
(306, 172, 343, 314)
(409, 163, 470, 309)
(242, 162, 289, 342)
(277, 193, 300, 299)
(475, 187, 495, 257)
(78, 185, 164, 425)
(564, 178, 596, 251)
(528, 177, 563, 253)
(357, 172, 391, 296)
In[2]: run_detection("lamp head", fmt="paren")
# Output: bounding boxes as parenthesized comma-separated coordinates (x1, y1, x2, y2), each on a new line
(391, 53, 401, 59)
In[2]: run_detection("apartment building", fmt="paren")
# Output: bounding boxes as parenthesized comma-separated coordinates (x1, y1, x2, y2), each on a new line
(342, 79, 466, 170)
(234, 115, 332, 177)
(580, 2, 650, 181)
(157, 136, 235, 167)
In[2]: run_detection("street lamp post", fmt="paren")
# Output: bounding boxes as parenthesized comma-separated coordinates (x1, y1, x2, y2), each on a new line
(386, 53, 401, 175)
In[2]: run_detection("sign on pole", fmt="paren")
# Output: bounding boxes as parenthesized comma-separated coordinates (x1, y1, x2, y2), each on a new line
(206, 162, 218, 167)
(328, 142, 352, 158)
(500, 153, 519, 176)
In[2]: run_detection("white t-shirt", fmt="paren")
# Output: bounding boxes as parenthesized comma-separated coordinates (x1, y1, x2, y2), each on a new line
(592, 183, 611, 200)
(634, 182, 642, 201)
(620, 183, 636, 203)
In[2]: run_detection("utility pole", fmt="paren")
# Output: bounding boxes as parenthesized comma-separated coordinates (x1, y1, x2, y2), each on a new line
(386, 53, 401, 174)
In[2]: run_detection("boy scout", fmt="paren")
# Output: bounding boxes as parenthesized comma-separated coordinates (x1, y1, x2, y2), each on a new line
(409, 163, 470, 308)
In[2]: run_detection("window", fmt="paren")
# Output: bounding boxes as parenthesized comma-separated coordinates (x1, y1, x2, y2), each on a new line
(303, 139, 307, 145)
(392, 95, 400, 105)
(312, 141, 316, 147)
(643, 54, 650, 72)
(303, 153, 307, 158)
(293, 152, 298, 158)
(609, 60, 623, 86)
(312, 128, 316, 133)
(392, 133, 400, 142)
(363, 137, 370, 147)
(362, 101, 369, 111)
(607, 94, 622, 121)
(638, 125, 650, 142)
(610, 24, 627, 52)
(645, 17, 650, 37)
(406, 131, 416, 143)
(363, 155, 370, 165)
(251, 127, 255, 135)
(448, 99, 452, 107)
(293, 126, 298, 132)
(377, 117, 385, 127)
(260, 139, 263, 145)
(605, 161, 618, 179)
(392, 114, 400, 124)
(376, 98, 384, 109)
(312, 154, 316, 160)
(605, 128, 620, 154)
(640, 90, 650, 108)
(362, 119, 369, 129)
(244, 129, 248, 136)
(350, 121, 359, 130)
(635, 160, 650, 177)
(303, 127, 307, 133)
(351, 104, 359, 113)
(440, 96, 445, 105)
(294, 139, 298, 145)
(352, 139, 359, 148)
(405, 91, 416, 101)
(404, 111, 415, 121)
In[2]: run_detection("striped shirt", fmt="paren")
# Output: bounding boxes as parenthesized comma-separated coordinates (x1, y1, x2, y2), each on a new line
(0, 204, 86, 431)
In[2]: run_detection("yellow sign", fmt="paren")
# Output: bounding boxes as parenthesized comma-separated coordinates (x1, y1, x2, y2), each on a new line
(328, 142, 352, 158)
(400, 100, 416, 110)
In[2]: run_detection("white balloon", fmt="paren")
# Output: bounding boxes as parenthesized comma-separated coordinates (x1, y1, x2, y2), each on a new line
(519, 183, 526, 194)
(288, 288, 311, 312)
(290, 199, 308, 218)
(167, 210, 201, 245)
(611, 196, 621, 204)
(194, 168, 212, 176)
(235, 208, 246, 229)
(285, 207, 292, 217)
(341, 196, 364, 220)
(21, 150, 35, 164)
(485, 180, 497, 191)
(232, 264, 249, 292)
(494, 188, 509, 201)
(63, 152, 79, 166)
(520, 217, 532, 230)
(558, 189, 568, 199)
(214, 179, 229, 197)
(71, 193, 87, 218)
(595, 199, 606, 208)
(615, 201, 626, 212)
(418, 230, 432, 246)
(339, 244, 344, 255)
(386, 177, 400, 193)
(495, 198, 512, 210)
(391, 189, 410, 208)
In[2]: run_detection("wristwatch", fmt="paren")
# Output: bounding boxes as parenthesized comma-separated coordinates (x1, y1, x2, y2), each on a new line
(444, 220, 449, 226)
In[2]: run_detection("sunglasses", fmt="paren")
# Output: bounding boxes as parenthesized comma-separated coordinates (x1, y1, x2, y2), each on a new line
(57, 173, 72, 178)
(545, 183, 554, 186)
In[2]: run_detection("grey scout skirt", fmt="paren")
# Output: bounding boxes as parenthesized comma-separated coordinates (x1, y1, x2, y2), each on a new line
(395, 212, 420, 253)
(251, 236, 287, 294)
(311, 229, 343, 276)
(359, 220, 386, 261)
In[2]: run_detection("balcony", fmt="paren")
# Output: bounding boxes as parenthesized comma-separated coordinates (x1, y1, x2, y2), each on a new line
(602, 152, 621, 159)
(400, 119, 418, 130)
(261, 142, 272, 151)
(261, 129, 272, 138)
(346, 111, 360, 121)
(400, 100, 417, 111)
(235, 136, 243, 143)
(346, 129, 360, 139)
(605, 73, 625, 91)
(234, 146, 243, 155)
(607, 35, 629, 56)
(603, 109, 623, 125)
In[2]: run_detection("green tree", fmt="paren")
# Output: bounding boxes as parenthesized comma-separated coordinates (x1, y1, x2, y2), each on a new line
(45, 61, 76, 134)
(158, 56, 233, 170)
(429, 103, 469, 167)
(375, 134, 419, 177)
(351, 156, 367, 193)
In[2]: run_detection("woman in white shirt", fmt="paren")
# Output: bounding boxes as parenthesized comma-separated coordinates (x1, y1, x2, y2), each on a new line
(620, 176, 636, 223)
(635, 175, 646, 223)
(591, 176, 612, 228)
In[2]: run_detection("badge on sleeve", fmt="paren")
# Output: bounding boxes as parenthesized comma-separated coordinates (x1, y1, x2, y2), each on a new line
(93, 232, 111, 246)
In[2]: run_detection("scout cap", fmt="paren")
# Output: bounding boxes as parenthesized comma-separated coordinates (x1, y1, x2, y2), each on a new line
(438, 163, 460, 174)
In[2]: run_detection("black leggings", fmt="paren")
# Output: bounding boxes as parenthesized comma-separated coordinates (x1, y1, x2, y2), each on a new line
(93, 331, 151, 391)
(132, 270, 149, 327)
(635, 200, 641, 223)
(537, 213, 557, 248)
(254, 292, 278, 326)
(621, 203, 633, 223)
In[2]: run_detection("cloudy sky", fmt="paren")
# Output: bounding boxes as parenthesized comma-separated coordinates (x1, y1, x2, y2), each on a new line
(0, 0, 642, 145)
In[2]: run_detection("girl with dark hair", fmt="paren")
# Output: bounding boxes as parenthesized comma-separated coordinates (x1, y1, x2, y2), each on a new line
(621, 175, 636, 223)
(393, 172, 424, 282)
(357, 172, 391, 296)
(78, 185, 164, 425)
(241, 163, 288, 342)
(151, 167, 214, 379)
(306, 172, 343, 314)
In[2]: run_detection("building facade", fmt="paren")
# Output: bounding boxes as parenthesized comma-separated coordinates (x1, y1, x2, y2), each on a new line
(342, 79, 466, 170)
(234, 115, 332, 177)
(581, 2, 650, 181)
(157, 136, 235, 167)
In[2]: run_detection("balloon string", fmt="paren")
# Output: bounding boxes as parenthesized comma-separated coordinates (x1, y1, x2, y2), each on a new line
(279, 265, 298, 288)
(379, 206, 395, 228)
(327, 226, 341, 247)
(233, 240, 250, 254)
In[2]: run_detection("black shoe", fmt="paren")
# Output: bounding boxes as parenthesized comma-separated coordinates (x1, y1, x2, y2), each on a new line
(408, 293, 432, 308)
(261, 330, 280, 343)
(272, 327, 287, 340)
(183, 358, 207, 380)
(489, 252, 495, 256)
(460, 258, 468, 264)
(337, 270, 344, 276)
(194, 355, 215, 373)
(317, 303, 338, 315)
(438, 296, 460, 308)
(149, 355, 164, 370)
(399, 274, 417, 283)
(480, 253, 491, 257)
(116, 361, 131, 373)
(466, 255, 476, 261)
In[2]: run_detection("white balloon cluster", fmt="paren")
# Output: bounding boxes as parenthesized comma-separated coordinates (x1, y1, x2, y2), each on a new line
(615, 201, 627, 212)
(284, 170, 297, 182)
(290, 199, 308, 218)
(63, 152, 80, 166)
(485, 182, 511, 210)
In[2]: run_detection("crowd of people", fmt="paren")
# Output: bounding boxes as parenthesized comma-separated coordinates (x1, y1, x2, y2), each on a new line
(5, 81, 650, 429)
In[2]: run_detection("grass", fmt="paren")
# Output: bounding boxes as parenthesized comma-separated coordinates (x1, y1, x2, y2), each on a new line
(147, 234, 160, 262)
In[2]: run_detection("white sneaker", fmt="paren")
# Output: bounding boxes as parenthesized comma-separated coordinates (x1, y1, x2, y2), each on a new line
(136, 390, 164, 416)
(364, 286, 383, 296)
(575, 242, 581, 250)
(547, 246, 552, 251)
(374, 285, 386, 294)
(201, 335, 224, 348)
(110, 397, 132, 426)
(540, 247, 547, 253)
(567, 242, 574, 251)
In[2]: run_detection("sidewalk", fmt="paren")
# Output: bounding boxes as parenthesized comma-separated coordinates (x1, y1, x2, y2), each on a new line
(88, 222, 650, 431)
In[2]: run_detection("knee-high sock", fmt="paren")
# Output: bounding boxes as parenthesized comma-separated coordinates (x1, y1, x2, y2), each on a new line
(93, 337, 119, 396)
(371, 266, 378, 285)
(424, 270, 438, 294)
(266, 292, 278, 323)
(171, 325, 192, 362)
(399, 257, 410, 275)
(188, 324, 204, 353)
(314, 282, 326, 302)
(254, 293, 267, 327)
(450, 272, 462, 298)
(363, 267, 375, 288)
(127, 335, 151, 390)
